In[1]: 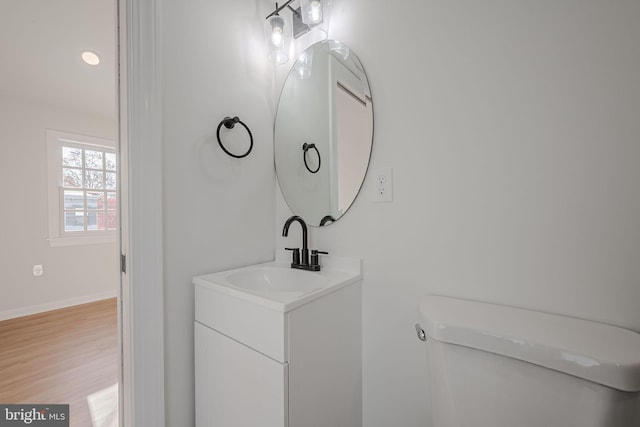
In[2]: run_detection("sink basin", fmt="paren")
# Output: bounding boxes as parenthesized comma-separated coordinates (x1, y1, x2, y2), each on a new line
(193, 251, 362, 312)
(227, 267, 328, 293)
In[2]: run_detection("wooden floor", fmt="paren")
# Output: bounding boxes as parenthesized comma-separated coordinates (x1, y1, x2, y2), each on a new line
(0, 298, 118, 426)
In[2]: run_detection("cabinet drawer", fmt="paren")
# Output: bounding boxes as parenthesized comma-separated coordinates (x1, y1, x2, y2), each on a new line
(195, 282, 287, 362)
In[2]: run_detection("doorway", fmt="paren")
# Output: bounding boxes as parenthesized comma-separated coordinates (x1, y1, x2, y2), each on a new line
(0, 0, 120, 425)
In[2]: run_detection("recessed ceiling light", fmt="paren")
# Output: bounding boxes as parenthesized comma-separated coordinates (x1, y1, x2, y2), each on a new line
(81, 51, 100, 66)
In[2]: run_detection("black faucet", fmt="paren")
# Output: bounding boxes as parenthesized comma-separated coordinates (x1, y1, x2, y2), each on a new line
(319, 215, 336, 226)
(283, 215, 310, 267)
(282, 215, 327, 271)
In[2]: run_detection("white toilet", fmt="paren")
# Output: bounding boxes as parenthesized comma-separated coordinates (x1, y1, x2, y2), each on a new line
(417, 296, 640, 427)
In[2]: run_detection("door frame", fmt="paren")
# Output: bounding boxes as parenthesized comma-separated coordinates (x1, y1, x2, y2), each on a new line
(118, 0, 165, 425)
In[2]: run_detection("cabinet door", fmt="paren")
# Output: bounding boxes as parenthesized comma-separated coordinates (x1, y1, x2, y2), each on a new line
(195, 322, 288, 427)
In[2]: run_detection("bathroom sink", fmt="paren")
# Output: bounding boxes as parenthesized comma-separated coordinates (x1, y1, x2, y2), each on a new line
(193, 250, 362, 312)
(227, 267, 328, 293)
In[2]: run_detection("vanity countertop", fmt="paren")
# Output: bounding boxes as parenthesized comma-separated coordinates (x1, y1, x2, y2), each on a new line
(193, 251, 361, 312)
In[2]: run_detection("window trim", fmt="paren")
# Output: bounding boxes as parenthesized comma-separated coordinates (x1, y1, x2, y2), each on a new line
(46, 130, 117, 247)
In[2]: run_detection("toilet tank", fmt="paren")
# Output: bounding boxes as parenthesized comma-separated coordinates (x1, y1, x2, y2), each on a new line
(417, 296, 640, 427)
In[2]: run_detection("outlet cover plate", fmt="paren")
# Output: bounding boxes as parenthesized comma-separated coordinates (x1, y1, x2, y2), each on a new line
(33, 265, 43, 276)
(371, 167, 393, 202)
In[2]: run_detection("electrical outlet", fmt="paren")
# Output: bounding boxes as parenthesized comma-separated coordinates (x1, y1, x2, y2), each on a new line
(371, 167, 393, 202)
(33, 265, 43, 277)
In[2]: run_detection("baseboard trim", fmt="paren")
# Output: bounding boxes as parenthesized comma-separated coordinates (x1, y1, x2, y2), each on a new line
(0, 291, 118, 321)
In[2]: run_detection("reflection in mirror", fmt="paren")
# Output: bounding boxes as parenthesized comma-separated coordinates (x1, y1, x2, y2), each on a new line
(275, 40, 373, 227)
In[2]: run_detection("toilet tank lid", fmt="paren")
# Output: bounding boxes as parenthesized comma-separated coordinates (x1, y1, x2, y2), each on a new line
(418, 295, 640, 392)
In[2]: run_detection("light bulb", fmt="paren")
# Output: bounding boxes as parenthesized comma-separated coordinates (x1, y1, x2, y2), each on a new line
(269, 15, 285, 47)
(301, 0, 324, 27)
(271, 27, 283, 46)
(264, 12, 290, 64)
(310, 1, 322, 23)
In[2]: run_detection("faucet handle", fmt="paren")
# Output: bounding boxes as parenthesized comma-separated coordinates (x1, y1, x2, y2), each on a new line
(285, 247, 300, 266)
(310, 250, 328, 268)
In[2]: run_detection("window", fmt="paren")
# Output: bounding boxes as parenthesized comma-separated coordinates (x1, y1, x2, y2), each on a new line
(47, 130, 117, 246)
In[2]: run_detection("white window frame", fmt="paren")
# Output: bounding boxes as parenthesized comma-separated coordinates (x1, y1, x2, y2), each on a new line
(46, 129, 117, 247)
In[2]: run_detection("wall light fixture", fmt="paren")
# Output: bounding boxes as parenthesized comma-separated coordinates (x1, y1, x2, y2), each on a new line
(265, 0, 329, 65)
(294, 48, 314, 79)
(265, 8, 291, 64)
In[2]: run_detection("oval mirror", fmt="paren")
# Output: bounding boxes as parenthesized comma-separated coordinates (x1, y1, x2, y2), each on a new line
(275, 40, 373, 227)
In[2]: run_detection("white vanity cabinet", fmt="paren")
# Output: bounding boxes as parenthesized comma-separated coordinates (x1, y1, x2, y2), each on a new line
(194, 259, 362, 427)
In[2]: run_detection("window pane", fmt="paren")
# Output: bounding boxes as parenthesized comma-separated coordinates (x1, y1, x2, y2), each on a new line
(63, 168, 83, 188)
(85, 170, 104, 189)
(105, 172, 117, 190)
(85, 150, 104, 169)
(105, 152, 116, 171)
(106, 192, 117, 209)
(63, 190, 84, 210)
(107, 210, 118, 230)
(64, 211, 85, 232)
(87, 192, 103, 209)
(86, 210, 105, 230)
(62, 146, 82, 167)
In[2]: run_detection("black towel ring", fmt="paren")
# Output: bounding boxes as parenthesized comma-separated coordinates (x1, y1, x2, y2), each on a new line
(302, 142, 321, 173)
(216, 116, 253, 158)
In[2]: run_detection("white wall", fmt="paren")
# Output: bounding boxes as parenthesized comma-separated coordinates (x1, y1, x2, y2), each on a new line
(158, 0, 640, 425)
(277, 1, 640, 426)
(0, 95, 118, 319)
(160, 0, 276, 425)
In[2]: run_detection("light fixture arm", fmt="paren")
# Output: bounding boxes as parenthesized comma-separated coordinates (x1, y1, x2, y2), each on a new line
(266, 0, 298, 19)
(287, 4, 301, 17)
(264, 0, 329, 64)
